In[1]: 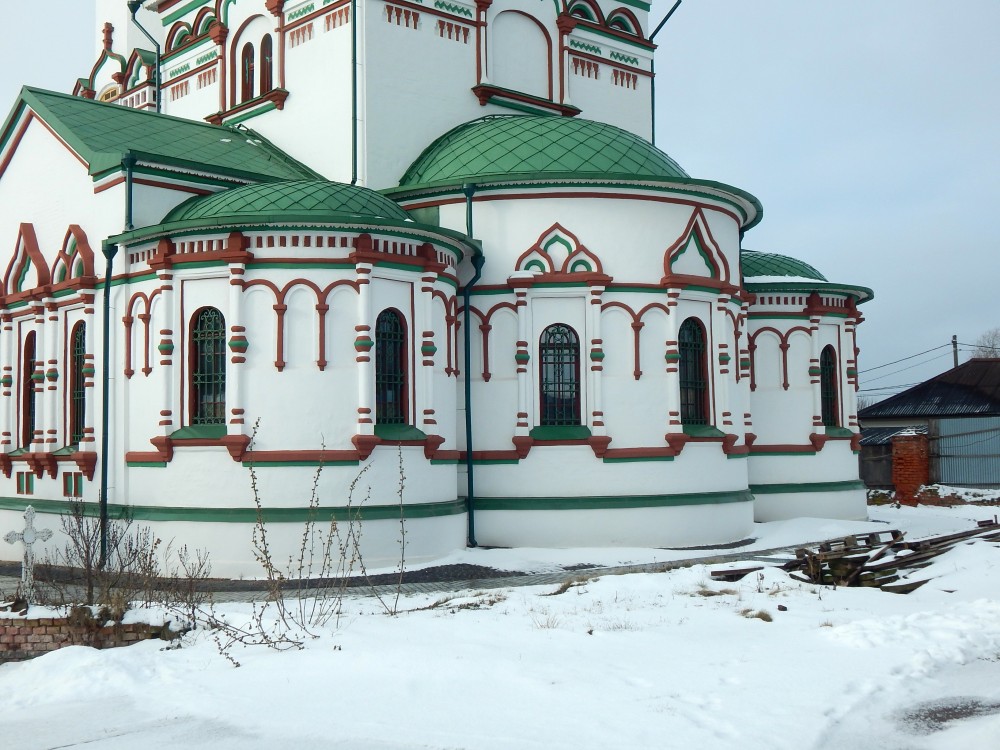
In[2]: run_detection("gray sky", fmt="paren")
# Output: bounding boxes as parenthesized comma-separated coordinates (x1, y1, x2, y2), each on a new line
(2, 1, 998, 402)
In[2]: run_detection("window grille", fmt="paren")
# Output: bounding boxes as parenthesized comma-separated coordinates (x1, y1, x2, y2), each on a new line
(375, 310, 407, 424)
(678, 318, 708, 425)
(70, 323, 86, 445)
(820, 346, 839, 427)
(191, 308, 226, 425)
(539, 324, 581, 426)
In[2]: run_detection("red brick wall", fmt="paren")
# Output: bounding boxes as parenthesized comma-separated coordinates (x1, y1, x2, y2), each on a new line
(892, 433, 930, 505)
(0, 611, 173, 662)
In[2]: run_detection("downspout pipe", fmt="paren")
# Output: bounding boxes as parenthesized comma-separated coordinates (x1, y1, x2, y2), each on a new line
(462, 184, 484, 547)
(98, 155, 133, 566)
(127, 1, 162, 114)
(99, 238, 118, 569)
(350, 0, 359, 184)
(649, 0, 682, 146)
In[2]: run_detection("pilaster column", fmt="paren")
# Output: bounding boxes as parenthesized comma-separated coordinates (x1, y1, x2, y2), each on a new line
(0, 312, 12, 449)
(227, 262, 247, 434)
(588, 284, 605, 435)
(156, 268, 175, 436)
(43, 300, 59, 448)
(664, 289, 681, 432)
(419, 268, 438, 434)
(354, 264, 374, 436)
(513, 286, 530, 435)
(29, 303, 44, 449)
(808, 311, 823, 430)
(715, 294, 732, 430)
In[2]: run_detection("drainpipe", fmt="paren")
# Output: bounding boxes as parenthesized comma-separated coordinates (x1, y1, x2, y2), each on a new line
(98, 155, 134, 566)
(462, 184, 484, 547)
(649, 0, 682, 146)
(99, 238, 118, 569)
(350, 0, 359, 184)
(127, 1, 162, 114)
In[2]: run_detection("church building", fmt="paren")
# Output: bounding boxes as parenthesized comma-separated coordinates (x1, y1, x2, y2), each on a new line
(0, 0, 872, 575)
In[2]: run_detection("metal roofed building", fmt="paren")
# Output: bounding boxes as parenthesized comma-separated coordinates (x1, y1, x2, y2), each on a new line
(859, 359, 1000, 489)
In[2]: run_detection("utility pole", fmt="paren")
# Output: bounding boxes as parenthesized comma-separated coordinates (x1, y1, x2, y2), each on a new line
(952, 334, 959, 368)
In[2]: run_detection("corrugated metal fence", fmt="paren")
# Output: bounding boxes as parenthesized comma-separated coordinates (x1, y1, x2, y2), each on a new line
(932, 417, 1000, 486)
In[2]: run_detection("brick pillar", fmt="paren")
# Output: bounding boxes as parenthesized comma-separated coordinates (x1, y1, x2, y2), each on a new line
(891, 433, 929, 505)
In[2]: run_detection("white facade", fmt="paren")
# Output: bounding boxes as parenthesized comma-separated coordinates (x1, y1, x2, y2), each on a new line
(0, 0, 872, 576)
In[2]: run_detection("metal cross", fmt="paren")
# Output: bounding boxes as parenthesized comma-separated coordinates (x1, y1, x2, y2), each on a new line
(4, 505, 53, 604)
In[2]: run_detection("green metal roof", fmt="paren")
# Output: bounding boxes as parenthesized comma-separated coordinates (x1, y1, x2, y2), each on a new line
(741, 250, 827, 281)
(2, 87, 318, 182)
(164, 180, 412, 225)
(399, 115, 689, 187)
(742, 249, 873, 302)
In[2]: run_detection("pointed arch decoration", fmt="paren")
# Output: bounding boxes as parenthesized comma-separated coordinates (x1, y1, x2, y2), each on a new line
(52, 225, 96, 285)
(606, 8, 643, 37)
(3, 224, 50, 297)
(166, 21, 195, 52)
(662, 208, 731, 285)
(567, 0, 605, 24)
(515, 223, 604, 276)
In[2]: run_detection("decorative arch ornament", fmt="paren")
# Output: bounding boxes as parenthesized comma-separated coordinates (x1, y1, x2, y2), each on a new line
(515, 223, 604, 276)
(662, 208, 731, 285)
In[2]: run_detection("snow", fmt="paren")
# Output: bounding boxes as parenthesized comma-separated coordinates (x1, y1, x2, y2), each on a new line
(2, 504, 1000, 749)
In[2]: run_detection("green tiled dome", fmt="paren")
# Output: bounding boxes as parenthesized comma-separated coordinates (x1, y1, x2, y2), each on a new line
(165, 179, 411, 225)
(741, 250, 827, 281)
(399, 115, 689, 187)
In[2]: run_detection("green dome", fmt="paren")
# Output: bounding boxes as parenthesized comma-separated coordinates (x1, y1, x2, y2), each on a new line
(741, 250, 827, 281)
(165, 179, 412, 226)
(399, 115, 689, 188)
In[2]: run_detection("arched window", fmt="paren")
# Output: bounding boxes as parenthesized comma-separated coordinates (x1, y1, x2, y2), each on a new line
(190, 308, 226, 425)
(375, 310, 408, 425)
(240, 42, 255, 102)
(539, 324, 580, 426)
(820, 345, 839, 427)
(70, 323, 87, 446)
(678, 318, 708, 425)
(21, 332, 36, 448)
(260, 35, 273, 94)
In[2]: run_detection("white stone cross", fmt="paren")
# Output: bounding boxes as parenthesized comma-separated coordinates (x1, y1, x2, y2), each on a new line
(4, 505, 53, 604)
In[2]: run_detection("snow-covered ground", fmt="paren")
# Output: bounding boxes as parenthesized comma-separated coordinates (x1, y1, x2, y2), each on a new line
(2, 493, 1000, 749)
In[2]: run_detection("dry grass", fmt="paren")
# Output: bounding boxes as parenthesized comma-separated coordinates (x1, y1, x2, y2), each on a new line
(740, 608, 773, 622)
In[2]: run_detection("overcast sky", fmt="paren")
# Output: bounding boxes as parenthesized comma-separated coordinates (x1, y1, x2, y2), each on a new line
(2, 1, 997, 402)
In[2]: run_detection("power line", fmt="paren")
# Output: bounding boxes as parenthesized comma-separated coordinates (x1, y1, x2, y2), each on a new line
(862, 350, 955, 384)
(859, 343, 951, 374)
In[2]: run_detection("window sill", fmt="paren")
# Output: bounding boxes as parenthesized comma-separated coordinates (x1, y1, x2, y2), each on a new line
(682, 424, 725, 438)
(170, 425, 226, 440)
(374, 424, 428, 441)
(824, 426, 854, 438)
(205, 88, 289, 126)
(472, 84, 580, 117)
(529, 425, 592, 441)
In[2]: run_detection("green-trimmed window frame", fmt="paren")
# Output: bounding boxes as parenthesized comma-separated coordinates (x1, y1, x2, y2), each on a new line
(16, 471, 34, 495)
(539, 323, 581, 427)
(820, 345, 839, 428)
(190, 307, 227, 426)
(375, 309, 408, 426)
(260, 34, 274, 94)
(678, 317, 709, 426)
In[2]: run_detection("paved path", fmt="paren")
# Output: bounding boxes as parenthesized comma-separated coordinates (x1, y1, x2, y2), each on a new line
(1, 540, 809, 606)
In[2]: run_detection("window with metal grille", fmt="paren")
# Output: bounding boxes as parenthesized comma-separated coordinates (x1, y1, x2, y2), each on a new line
(820, 345, 839, 427)
(260, 35, 273, 93)
(678, 317, 708, 425)
(539, 324, 581, 426)
(241, 42, 255, 102)
(191, 308, 226, 425)
(22, 331, 35, 448)
(70, 323, 86, 446)
(375, 309, 407, 425)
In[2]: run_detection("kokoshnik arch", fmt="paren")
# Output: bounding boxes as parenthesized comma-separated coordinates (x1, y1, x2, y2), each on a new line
(0, 0, 872, 575)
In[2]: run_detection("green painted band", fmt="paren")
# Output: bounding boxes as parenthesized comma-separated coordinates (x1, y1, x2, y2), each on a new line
(749, 480, 866, 495)
(161, 0, 212, 26)
(240, 460, 361, 468)
(601, 455, 674, 463)
(474, 489, 752, 511)
(0, 496, 466, 523)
